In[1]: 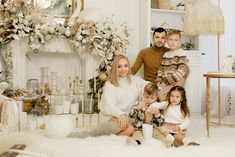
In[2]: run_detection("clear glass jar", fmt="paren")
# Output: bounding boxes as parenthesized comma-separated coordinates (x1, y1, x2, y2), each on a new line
(27, 79, 40, 95)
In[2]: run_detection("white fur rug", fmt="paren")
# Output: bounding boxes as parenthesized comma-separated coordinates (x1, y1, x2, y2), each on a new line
(1, 114, 235, 157)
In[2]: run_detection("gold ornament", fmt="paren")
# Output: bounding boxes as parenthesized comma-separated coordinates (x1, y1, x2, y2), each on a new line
(99, 73, 107, 81)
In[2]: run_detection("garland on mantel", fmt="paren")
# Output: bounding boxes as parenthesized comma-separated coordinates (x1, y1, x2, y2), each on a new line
(0, 0, 129, 86)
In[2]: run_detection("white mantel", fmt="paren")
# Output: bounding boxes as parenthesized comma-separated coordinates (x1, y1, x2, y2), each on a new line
(2, 39, 100, 91)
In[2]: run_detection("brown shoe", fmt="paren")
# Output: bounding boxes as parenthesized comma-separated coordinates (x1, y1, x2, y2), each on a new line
(188, 142, 200, 146)
(173, 139, 184, 147)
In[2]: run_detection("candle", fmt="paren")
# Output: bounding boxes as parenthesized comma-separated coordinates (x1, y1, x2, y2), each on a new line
(89, 94, 93, 113)
(94, 77, 96, 92)
(81, 98, 84, 113)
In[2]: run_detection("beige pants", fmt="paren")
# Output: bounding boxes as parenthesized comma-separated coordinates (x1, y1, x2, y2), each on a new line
(131, 129, 170, 147)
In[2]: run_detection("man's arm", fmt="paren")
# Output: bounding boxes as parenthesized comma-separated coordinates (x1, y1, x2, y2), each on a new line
(131, 51, 144, 74)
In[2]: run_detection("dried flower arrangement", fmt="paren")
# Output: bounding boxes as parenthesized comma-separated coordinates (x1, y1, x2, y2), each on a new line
(0, 0, 129, 88)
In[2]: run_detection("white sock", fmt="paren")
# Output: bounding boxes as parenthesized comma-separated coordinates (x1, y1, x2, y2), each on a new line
(166, 134, 175, 144)
(182, 138, 191, 145)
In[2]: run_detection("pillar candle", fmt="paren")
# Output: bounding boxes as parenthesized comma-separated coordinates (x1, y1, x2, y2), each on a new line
(89, 94, 93, 113)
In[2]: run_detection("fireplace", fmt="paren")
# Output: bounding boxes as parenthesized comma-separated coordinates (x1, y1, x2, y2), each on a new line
(1, 39, 100, 92)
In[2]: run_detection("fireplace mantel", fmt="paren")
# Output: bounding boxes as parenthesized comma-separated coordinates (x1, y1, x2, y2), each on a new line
(1, 39, 100, 90)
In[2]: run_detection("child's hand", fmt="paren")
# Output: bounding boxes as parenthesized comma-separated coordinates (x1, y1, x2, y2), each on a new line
(147, 106, 160, 115)
(145, 111, 153, 123)
(136, 100, 146, 109)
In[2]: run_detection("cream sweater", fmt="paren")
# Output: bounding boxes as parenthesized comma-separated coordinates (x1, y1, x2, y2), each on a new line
(99, 76, 148, 122)
(150, 101, 190, 130)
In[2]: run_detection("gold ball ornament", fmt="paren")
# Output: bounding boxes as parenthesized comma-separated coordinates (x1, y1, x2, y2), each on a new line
(99, 73, 108, 81)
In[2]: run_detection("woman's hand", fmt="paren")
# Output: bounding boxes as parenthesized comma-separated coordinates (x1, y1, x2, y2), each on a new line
(118, 114, 128, 129)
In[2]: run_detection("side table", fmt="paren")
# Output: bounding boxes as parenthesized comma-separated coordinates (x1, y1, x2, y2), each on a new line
(204, 72, 235, 137)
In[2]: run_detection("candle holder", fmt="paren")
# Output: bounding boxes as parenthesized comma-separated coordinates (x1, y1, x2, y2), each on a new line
(41, 67, 50, 95)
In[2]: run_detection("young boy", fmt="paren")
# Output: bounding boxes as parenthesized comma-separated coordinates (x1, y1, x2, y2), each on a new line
(156, 29, 189, 101)
(126, 82, 165, 145)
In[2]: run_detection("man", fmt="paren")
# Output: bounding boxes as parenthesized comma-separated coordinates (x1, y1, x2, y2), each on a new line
(131, 27, 169, 83)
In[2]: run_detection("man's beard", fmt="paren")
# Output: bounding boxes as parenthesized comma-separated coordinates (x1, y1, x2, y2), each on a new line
(154, 42, 164, 48)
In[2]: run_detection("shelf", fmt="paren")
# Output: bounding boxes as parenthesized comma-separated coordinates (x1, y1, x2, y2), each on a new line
(151, 8, 186, 15)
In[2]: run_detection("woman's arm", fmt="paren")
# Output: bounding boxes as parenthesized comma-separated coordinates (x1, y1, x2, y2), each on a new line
(99, 82, 125, 118)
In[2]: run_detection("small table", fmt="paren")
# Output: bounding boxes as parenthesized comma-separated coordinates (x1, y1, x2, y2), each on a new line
(204, 72, 235, 137)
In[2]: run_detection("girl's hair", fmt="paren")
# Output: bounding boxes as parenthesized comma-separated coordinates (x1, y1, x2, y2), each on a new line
(167, 29, 181, 38)
(108, 54, 131, 86)
(166, 86, 190, 117)
(144, 82, 158, 96)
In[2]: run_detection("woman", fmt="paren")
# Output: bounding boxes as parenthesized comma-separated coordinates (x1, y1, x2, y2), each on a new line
(99, 54, 148, 135)
(68, 54, 148, 138)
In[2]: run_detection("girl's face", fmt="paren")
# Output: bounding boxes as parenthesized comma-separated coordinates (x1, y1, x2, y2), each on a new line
(117, 58, 129, 77)
(143, 93, 158, 106)
(167, 34, 181, 51)
(170, 90, 182, 105)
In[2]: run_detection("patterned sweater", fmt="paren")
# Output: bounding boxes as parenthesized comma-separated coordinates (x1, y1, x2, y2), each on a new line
(128, 103, 164, 131)
(156, 48, 189, 85)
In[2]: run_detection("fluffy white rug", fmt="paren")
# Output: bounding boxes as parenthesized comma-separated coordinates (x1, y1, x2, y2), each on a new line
(1, 114, 235, 157)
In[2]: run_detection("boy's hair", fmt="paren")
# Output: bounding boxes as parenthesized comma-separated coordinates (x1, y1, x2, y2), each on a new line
(144, 82, 158, 96)
(153, 27, 167, 37)
(166, 86, 190, 117)
(167, 29, 181, 38)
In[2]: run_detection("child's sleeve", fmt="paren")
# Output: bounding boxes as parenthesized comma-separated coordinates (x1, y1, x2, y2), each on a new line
(150, 101, 168, 109)
(162, 55, 189, 85)
(152, 110, 164, 127)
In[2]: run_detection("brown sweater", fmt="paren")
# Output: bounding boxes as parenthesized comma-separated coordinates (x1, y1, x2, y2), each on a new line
(131, 46, 169, 83)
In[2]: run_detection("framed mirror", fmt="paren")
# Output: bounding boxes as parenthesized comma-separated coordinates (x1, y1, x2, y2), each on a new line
(28, 0, 84, 17)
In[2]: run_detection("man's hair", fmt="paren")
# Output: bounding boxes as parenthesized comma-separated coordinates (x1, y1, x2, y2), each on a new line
(168, 29, 181, 38)
(153, 27, 167, 37)
(144, 82, 158, 96)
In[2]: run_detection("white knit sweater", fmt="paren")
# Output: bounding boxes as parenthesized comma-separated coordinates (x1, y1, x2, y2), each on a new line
(99, 75, 148, 122)
(150, 101, 190, 130)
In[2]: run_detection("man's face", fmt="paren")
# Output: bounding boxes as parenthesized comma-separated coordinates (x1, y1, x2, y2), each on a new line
(152, 32, 167, 48)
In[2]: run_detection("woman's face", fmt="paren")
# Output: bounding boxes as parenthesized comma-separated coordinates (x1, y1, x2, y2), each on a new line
(170, 90, 182, 105)
(117, 58, 129, 77)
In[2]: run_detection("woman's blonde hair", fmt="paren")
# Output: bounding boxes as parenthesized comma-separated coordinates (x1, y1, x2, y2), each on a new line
(108, 54, 132, 86)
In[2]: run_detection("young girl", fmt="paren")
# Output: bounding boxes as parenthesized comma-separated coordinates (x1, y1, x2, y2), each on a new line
(156, 29, 189, 101)
(149, 86, 199, 147)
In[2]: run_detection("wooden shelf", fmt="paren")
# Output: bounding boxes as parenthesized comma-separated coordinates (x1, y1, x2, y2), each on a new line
(151, 8, 186, 15)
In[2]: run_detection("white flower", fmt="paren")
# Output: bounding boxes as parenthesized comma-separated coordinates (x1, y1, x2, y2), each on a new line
(65, 27, 71, 37)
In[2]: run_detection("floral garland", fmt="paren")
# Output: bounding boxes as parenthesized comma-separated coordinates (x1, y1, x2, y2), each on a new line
(0, 0, 129, 83)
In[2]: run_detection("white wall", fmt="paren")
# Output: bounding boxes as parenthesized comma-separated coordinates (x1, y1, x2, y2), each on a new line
(84, 0, 148, 66)
(200, 0, 235, 114)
